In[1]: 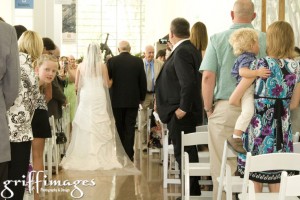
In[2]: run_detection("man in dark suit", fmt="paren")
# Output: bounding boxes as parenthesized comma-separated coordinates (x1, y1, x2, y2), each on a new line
(107, 41, 147, 161)
(156, 18, 202, 199)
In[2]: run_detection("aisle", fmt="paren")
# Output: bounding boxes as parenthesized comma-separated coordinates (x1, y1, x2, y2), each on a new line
(23, 133, 182, 200)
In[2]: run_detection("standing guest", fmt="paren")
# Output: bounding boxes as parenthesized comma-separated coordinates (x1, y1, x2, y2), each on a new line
(64, 55, 77, 121)
(156, 17, 202, 199)
(107, 41, 147, 161)
(229, 21, 300, 193)
(5, 30, 43, 200)
(14, 25, 27, 40)
(199, 0, 266, 198)
(190, 21, 208, 59)
(190, 21, 208, 125)
(141, 45, 163, 144)
(32, 55, 58, 200)
(0, 21, 20, 200)
(155, 49, 166, 62)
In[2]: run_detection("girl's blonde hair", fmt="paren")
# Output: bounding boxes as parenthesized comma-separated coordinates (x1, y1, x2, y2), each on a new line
(18, 30, 44, 63)
(229, 28, 258, 56)
(266, 21, 295, 59)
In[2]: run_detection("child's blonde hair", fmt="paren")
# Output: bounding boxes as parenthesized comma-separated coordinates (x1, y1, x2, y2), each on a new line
(266, 21, 295, 59)
(229, 28, 258, 56)
(35, 54, 58, 69)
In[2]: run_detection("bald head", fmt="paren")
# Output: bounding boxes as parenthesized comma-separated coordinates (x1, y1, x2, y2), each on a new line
(232, 0, 255, 23)
(118, 41, 131, 53)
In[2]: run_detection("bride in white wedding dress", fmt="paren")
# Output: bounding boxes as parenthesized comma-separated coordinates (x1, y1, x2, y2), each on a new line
(61, 43, 137, 172)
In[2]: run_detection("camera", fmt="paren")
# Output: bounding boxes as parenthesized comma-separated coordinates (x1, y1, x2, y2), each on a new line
(159, 38, 169, 44)
(64, 61, 69, 66)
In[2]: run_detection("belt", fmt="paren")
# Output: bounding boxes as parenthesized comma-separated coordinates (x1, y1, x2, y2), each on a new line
(147, 91, 154, 94)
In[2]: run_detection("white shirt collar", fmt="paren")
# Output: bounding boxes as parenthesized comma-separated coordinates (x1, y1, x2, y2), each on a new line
(171, 38, 189, 53)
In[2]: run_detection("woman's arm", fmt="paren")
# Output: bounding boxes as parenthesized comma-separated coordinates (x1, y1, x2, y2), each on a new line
(75, 64, 81, 94)
(229, 77, 255, 107)
(102, 63, 112, 88)
(290, 83, 300, 110)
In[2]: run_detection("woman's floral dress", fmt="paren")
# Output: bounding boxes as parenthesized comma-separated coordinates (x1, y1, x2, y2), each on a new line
(237, 57, 300, 183)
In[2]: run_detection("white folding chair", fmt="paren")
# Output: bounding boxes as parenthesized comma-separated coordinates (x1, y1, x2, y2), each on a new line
(196, 125, 208, 132)
(162, 122, 180, 188)
(181, 131, 212, 199)
(195, 125, 210, 163)
(239, 152, 300, 200)
(293, 142, 300, 153)
(246, 171, 300, 200)
(43, 116, 59, 179)
(137, 107, 144, 163)
(278, 171, 300, 200)
(217, 141, 240, 200)
(62, 103, 71, 149)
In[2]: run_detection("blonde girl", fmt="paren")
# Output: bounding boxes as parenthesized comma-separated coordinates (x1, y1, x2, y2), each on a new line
(31, 54, 58, 200)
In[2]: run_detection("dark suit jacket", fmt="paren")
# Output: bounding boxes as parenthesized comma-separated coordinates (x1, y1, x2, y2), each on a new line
(107, 52, 147, 108)
(156, 40, 203, 124)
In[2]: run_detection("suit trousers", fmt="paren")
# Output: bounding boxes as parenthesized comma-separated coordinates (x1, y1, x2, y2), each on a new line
(208, 100, 240, 200)
(6, 141, 31, 200)
(141, 93, 154, 141)
(168, 113, 201, 196)
(113, 107, 138, 160)
(0, 162, 8, 200)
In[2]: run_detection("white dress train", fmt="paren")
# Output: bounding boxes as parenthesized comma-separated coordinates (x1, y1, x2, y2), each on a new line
(61, 77, 134, 172)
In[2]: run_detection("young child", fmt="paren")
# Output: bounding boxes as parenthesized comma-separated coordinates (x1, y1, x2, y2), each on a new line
(32, 54, 58, 199)
(148, 110, 162, 149)
(227, 28, 271, 153)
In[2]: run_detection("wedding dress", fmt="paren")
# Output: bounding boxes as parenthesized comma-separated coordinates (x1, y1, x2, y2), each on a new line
(61, 43, 137, 173)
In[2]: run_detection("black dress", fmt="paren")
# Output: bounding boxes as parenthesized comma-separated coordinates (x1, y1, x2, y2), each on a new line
(32, 94, 51, 138)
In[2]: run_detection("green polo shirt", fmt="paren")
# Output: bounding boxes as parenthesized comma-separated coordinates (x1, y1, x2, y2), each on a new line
(199, 23, 267, 101)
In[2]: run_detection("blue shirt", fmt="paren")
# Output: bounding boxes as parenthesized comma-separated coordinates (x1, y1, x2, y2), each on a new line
(199, 23, 267, 101)
(231, 52, 256, 83)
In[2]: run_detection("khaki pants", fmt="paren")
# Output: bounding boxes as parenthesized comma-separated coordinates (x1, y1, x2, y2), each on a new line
(208, 100, 241, 200)
(141, 93, 154, 142)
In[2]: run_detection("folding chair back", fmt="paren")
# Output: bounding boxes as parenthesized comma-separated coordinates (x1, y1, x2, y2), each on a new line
(293, 142, 300, 153)
(240, 152, 300, 200)
(161, 120, 180, 188)
(181, 131, 211, 199)
(196, 125, 208, 132)
(217, 141, 239, 200)
(278, 171, 300, 200)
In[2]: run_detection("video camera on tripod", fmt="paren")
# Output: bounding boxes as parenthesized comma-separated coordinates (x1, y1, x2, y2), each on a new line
(100, 33, 114, 63)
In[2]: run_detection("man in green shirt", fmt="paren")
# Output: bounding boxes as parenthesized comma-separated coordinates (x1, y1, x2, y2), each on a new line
(199, 0, 266, 198)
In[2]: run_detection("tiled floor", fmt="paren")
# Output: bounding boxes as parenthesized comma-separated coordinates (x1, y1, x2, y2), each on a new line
(24, 141, 182, 200)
